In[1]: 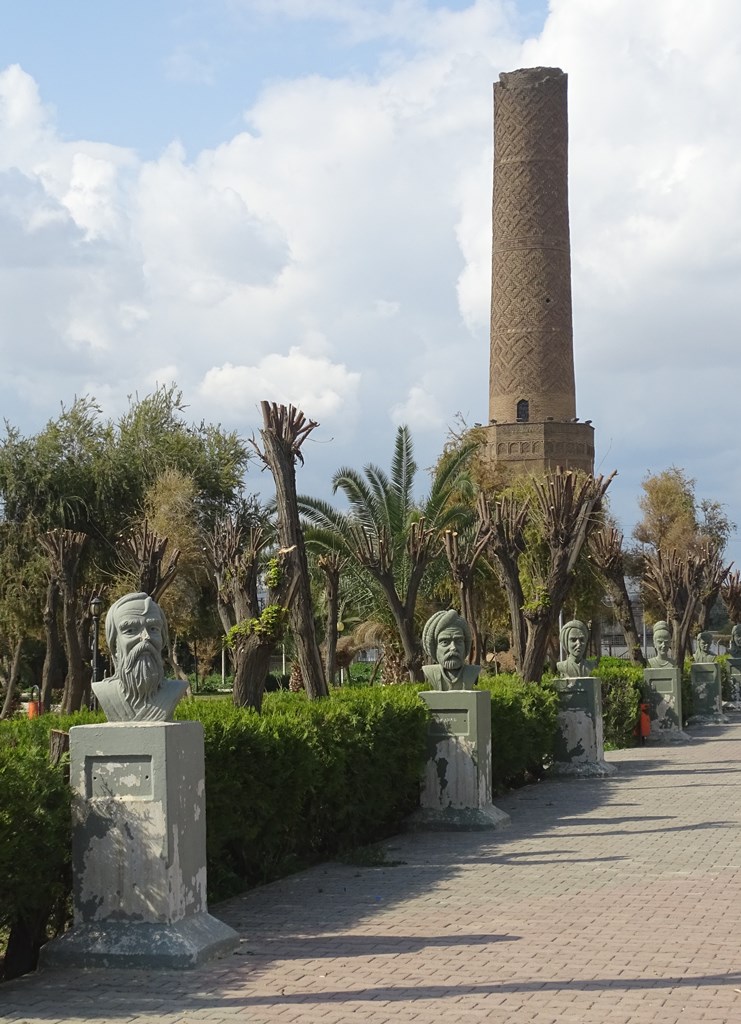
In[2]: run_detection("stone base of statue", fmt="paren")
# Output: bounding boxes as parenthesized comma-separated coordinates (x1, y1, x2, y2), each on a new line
(689, 663, 728, 725)
(726, 658, 741, 710)
(643, 667, 690, 742)
(551, 677, 616, 777)
(41, 721, 238, 969)
(409, 690, 510, 831)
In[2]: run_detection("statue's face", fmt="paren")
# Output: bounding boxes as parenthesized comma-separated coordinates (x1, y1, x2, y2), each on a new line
(697, 634, 710, 653)
(655, 634, 670, 658)
(114, 597, 164, 663)
(733, 626, 741, 645)
(567, 630, 586, 659)
(436, 627, 466, 673)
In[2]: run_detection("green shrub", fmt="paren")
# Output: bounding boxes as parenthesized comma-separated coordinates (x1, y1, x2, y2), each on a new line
(593, 658, 643, 749)
(681, 660, 694, 723)
(476, 673, 559, 789)
(0, 715, 99, 978)
(176, 685, 429, 900)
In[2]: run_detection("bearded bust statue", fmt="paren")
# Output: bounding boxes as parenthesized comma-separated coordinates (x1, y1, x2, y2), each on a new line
(92, 592, 187, 722)
(421, 608, 481, 691)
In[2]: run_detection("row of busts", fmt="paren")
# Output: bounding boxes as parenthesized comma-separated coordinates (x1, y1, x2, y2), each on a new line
(559, 619, 741, 677)
(420, 613, 741, 690)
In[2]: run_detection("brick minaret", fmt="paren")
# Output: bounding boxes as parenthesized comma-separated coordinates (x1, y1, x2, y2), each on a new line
(485, 67, 594, 474)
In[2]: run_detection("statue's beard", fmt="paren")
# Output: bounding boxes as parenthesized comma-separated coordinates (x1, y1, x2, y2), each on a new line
(119, 641, 164, 707)
(443, 656, 462, 671)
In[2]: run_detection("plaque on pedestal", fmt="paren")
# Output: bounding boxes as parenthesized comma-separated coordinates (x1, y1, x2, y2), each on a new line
(642, 667, 689, 742)
(552, 677, 616, 777)
(41, 721, 238, 969)
(689, 663, 727, 724)
(410, 689, 510, 830)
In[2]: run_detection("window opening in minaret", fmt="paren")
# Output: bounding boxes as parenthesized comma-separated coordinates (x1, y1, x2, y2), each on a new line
(516, 399, 529, 422)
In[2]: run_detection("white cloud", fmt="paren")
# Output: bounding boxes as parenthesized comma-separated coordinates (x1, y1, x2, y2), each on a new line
(2, 1, 741, 538)
(391, 386, 445, 432)
(198, 347, 361, 424)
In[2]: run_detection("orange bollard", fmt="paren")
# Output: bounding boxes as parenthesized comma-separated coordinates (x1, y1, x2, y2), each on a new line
(639, 702, 651, 742)
(27, 685, 41, 719)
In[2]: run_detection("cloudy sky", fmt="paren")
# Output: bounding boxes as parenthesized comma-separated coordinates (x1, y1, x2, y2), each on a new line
(2, 0, 740, 559)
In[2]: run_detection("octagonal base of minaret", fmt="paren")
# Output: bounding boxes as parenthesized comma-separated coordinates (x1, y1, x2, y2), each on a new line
(483, 420, 594, 476)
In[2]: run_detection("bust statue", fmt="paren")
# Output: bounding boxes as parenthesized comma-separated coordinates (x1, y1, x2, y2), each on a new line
(729, 624, 741, 659)
(648, 620, 675, 668)
(557, 619, 593, 678)
(92, 592, 187, 722)
(693, 630, 716, 664)
(421, 609, 480, 691)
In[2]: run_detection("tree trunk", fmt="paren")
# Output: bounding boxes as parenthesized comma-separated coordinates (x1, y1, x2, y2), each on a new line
(2, 908, 48, 981)
(376, 575, 422, 680)
(168, 633, 191, 682)
(0, 637, 24, 720)
(41, 578, 65, 709)
(257, 403, 328, 699)
(317, 553, 342, 686)
(39, 531, 89, 713)
(521, 611, 554, 683)
(232, 635, 273, 711)
(324, 570, 339, 687)
(61, 591, 87, 713)
(603, 576, 645, 666)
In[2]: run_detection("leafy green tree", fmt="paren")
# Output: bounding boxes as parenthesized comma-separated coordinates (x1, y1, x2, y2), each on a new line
(0, 387, 250, 711)
(299, 425, 476, 680)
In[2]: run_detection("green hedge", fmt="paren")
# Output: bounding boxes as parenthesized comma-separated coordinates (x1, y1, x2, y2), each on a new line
(182, 685, 429, 899)
(0, 710, 105, 978)
(476, 673, 559, 788)
(593, 658, 643, 748)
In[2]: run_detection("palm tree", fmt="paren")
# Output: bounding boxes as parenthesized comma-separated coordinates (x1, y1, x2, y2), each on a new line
(299, 425, 476, 680)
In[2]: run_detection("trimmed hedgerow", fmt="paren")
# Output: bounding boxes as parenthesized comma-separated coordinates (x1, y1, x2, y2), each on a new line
(593, 658, 643, 749)
(0, 709, 105, 978)
(175, 685, 429, 900)
(476, 673, 559, 789)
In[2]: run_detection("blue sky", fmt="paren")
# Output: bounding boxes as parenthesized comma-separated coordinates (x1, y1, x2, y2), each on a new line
(1, 0, 741, 561)
(2, 0, 547, 156)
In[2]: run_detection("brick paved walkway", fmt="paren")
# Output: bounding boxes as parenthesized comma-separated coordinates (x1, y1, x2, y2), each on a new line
(4, 720, 741, 1024)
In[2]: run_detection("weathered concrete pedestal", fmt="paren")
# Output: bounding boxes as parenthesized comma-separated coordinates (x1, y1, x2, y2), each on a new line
(552, 677, 616, 777)
(689, 663, 727, 725)
(643, 667, 690, 742)
(726, 657, 741, 710)
(410, 690, 510, 830)
(41, 721, 238, 969)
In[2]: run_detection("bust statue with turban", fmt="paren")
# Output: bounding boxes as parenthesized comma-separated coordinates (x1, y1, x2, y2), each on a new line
(421, 609, 481, 691)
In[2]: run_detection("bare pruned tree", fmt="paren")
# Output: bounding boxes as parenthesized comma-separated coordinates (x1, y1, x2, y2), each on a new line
(721, 570, 741, 625)
(250, 402, 328, 699)
(38, 529, 89, 712)
(589, 525, 645, 666)
(118, 520, 181, 601)
(642, 547, 706, 668)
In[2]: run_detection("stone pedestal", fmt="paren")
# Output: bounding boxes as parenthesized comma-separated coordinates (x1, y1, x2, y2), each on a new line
(410, 690, 510, 830)
(643, 668, 689, 742)
(726, 657, 741, 709)
(41, 721, 238, 969)
(552, 677, 616, 777)
(689, 663, 727, 724)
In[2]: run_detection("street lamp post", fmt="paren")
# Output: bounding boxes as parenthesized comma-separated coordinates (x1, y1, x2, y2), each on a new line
(89, 595, 103, 709)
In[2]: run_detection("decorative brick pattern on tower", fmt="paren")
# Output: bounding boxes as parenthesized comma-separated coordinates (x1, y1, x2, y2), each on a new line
(485, 67, 594, 475)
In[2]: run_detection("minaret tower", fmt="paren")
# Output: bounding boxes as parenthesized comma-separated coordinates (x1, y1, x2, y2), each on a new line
(485, 67, 594, 474)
